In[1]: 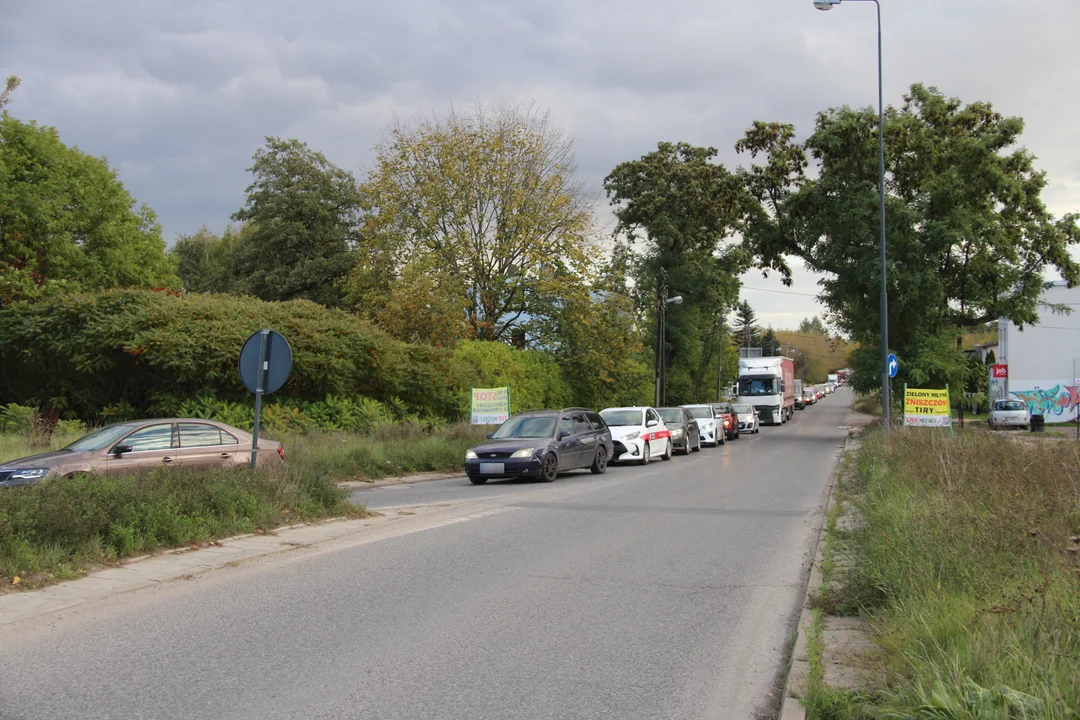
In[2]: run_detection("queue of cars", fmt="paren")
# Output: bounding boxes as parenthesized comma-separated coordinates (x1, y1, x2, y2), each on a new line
(462, 397, 815, 484)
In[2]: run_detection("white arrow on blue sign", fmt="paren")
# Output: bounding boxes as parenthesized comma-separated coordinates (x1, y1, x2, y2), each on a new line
(887, 353, 899, 378)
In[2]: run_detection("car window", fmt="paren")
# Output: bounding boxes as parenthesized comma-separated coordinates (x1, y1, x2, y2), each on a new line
(601, 409, 644, 427)
(123, 424, 175, 452)
(492, 416, 557, 439)
(646, 409, 660, 425)
(558, 416, 573, 436)
(64, 424, 139, 452)
(572, 414, 591, 434)
(996, 400, 1026, 412)
(221, 431, 239, 446)
(179, 423, 223, 448)
(586, 412, 606, 430)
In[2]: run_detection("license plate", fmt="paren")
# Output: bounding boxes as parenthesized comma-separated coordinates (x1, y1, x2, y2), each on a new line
(479, 463, 504, 474)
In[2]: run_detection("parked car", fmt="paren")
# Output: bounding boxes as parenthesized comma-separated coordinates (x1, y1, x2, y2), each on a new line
(988, 399, 1030, 430)
(681, 404, 723, 446)
(600, 406, 672, 464)
(0, 419, 284, 488)
(465, 408, 612, 484)
(712, 403, 740, 441)
(657, 407, 701, 455)
(733, 404, 760, 434)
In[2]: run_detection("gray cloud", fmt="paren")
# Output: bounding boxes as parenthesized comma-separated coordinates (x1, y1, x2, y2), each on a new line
(3, 0, 1078, 327)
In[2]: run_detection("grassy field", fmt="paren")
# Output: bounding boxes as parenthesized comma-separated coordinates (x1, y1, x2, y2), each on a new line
(809, 429, 1080, 718)
(0, 422, 488, 590)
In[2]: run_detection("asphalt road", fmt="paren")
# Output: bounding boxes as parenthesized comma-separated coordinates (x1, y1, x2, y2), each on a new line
(0, 390, 856, 720)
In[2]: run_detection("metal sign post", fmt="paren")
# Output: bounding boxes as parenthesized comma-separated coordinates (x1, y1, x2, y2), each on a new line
(238, 329, 293, 470)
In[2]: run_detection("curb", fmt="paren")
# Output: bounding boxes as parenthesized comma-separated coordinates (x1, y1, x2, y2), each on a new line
(339, 471, 463, 490)
(778, 430, 854, 720)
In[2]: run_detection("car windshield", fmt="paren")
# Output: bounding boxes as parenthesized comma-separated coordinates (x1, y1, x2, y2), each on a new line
(686, 407, 712, 420)
(733, 404, 753, 414)
(739, 377, 778, 396)
(996, 400, 1026, 412)
(657, 409, 684, 424)
(491, 416, 556, 439)
(63, 424, 139, 452)
(600, 410, 644, 427)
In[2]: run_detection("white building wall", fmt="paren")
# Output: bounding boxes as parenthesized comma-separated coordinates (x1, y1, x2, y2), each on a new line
(1001, 282, 1080, 423)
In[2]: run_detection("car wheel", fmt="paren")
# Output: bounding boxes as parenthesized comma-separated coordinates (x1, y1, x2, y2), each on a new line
(640, 441, 651, 465)
(717, 431, 726, 445)
(590, 446, 608, 475)
(661, 440, 672, 461)
(540, 453, 559, 482)
(693, 435, 702, 452)
(469, 476, 488, 485)
(681, 438, 691, 455)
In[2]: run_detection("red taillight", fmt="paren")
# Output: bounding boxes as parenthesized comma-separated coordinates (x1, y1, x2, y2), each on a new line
(277, 445, 286, 461)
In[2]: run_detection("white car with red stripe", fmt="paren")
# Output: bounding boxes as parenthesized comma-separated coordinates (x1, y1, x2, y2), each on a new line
(599, 406, 672, 464)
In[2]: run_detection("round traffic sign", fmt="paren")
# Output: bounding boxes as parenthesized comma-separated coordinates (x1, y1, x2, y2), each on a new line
(238, 330, 293, 395)
(887, 353, 899, 379)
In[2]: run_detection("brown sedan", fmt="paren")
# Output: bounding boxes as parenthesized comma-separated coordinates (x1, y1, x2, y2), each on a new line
(0, 419, 284, 488)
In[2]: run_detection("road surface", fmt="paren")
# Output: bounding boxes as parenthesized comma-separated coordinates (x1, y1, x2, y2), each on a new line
(0, 390, 856, 720)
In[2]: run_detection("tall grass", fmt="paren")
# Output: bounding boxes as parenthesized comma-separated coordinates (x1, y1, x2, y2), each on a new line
(827, 429, 1080, 718)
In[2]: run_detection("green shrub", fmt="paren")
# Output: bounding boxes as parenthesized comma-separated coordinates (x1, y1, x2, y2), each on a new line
(452, 340, 573, 415)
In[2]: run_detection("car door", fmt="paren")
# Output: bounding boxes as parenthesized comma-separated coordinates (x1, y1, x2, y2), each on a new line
(645, 408, 666, 454)
(572, 413, 595, 468)
(586, 412, 610, 458)
(106, 423, 178, 475)
(685, 409, 699, 446)
(555, 415, 579, 469)
(176, 422, 232, 469)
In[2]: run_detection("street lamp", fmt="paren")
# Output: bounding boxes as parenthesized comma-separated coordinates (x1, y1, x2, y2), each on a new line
(655, 270, 683, 407)
(813, 0, 890, 428)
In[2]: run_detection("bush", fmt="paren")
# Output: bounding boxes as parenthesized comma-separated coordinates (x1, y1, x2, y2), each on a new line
(452, 340, 573, 415)
(0, 289, 468, 422)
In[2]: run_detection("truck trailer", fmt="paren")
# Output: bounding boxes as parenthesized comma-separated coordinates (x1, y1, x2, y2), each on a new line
(738, 357, 796, 425)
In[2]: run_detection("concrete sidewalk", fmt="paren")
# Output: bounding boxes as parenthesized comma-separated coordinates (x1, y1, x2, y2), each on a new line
(0, 514, 391, 628)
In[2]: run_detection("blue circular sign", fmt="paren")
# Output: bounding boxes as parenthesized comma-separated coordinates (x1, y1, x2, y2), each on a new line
(887, 353, 899, 379)
(238, 330, 293, 395)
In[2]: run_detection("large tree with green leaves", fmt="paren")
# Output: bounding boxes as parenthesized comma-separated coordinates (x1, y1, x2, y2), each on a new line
(350, 102, 593, 343)
(736, 84, 1080, 394)
(230, 137, 363, 307)
(604, 142, 750, 404)
(0, 108, 178, 303)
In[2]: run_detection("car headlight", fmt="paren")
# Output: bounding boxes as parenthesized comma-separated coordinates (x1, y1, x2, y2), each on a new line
(623, 431, 640, 441)
(9, 468, 48, 481)
(510, 448, 535, 459)
(670, 428, 684, 438)
(465, 450, 478, 460)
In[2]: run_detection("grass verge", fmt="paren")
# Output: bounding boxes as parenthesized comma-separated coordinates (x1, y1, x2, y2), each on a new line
(818, 428, 1080, 718)
(0, 463, 364, 591)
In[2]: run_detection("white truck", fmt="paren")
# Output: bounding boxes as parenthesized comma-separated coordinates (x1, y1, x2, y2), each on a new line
(738, 356, 796, 425)
(827, 373, 839, 392)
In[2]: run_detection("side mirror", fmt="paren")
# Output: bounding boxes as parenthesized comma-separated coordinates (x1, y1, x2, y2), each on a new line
(558, 430, 571, 440)
(646, 419, 658, 428)
(112, 444, 133, 456)
(486, 432, 494, 439)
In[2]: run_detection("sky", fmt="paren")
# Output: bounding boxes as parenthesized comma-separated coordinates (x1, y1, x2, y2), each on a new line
(3, 0, 1078, 329)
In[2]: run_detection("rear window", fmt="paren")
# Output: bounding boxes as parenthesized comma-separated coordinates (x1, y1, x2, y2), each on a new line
(995, 400, 1026, 412)
(586, 412, 606, 430)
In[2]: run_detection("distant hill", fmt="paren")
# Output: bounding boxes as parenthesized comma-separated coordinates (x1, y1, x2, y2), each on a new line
(775, 331, 853, 385)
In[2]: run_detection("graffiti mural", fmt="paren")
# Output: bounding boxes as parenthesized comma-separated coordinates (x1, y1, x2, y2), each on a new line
(1013, 384, 1080, 422)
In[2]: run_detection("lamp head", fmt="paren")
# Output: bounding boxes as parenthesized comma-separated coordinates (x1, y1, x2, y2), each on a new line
(668, 296, 684, 305)
(813, 0, 840, 9)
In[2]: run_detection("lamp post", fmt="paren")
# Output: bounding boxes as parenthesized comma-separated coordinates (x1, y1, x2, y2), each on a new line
(655, 268, 683, 407)
(813, 0, 890, 428)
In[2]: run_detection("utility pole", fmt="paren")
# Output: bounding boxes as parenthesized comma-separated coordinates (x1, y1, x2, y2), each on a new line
(716, 317, 724, 401)
(655, 268, 667, 408)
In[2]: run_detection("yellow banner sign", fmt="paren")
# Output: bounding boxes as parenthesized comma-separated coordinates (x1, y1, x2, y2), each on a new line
(470, 387, 511, 425)
(903, 387, 951, 427)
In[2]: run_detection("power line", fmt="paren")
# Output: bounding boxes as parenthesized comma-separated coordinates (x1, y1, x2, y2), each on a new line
(743, 284, 816, 297)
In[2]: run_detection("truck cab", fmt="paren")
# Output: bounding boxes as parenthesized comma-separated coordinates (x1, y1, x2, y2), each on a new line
(737, 357, 796, 426)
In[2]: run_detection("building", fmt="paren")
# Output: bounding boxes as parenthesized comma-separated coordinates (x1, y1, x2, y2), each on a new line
(996, 281, 1080, 423)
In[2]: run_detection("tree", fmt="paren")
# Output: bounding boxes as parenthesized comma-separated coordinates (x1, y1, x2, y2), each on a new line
(761, 327, 780, 356)
(732, 301, 761, 349)
(352, 102, 593, 343)
(0, 76, 20, 110)
(736, 85, 1080, 394)
(231, 137, 363, 307)
(985, 348, 996, 365)
(170, 225, 249, 294)
(798, 315, 829, 336)
(604, 142, 750, 403)
(0, 113, 178, 303)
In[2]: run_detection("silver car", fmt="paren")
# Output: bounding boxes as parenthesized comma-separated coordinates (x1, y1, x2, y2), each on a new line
(988, 399, 1029, 430)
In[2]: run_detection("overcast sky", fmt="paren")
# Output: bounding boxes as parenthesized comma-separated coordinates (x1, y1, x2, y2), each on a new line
(3, 0, 1078, 328)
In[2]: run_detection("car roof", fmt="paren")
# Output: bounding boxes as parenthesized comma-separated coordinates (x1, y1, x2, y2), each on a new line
(601, 406, 651, 412)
